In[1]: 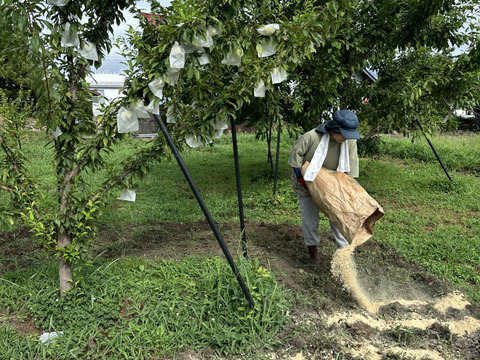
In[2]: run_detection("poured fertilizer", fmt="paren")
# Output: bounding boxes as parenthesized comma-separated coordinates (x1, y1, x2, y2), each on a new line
(331, 246, 379, 313)
(434, 292, 470, 313)
(329, 247, 480, 342)
(448, 317, 480, 336)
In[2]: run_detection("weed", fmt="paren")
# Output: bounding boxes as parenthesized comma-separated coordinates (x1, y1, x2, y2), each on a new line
(385, 325, 423, 347)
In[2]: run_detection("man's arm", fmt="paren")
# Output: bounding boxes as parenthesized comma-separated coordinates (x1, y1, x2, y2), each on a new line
(288, 132, 315, 189)
(288, 130, 314, 168)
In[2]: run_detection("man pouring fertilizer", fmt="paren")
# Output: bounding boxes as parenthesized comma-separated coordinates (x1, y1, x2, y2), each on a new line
(288, 110, 383, 264)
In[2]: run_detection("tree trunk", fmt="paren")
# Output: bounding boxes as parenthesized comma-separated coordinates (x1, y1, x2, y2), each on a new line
(55, 54, 80, 297)
(57, 229, 73, 297)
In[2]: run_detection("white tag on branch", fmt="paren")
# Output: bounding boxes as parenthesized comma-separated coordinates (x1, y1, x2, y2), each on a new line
(185, 134, 204, 148)
(182, 44, 203, 54)
(79, 41, 98, 61)
(117, 107, 139, 133)
(257, 37, 276, 58)
(210, 115, 229, 130)
(254, 79, 266, 97)
(92, 104, 103, 118)
(52, 126, 63, 140)
(148, 78, 165, 98)
(271, 67, 288, 84)
(221, 48, 243, 66)
(210, 115, 228, 139)
(194, 33, 213, 48)
(167, 67, 181, 86)
(197, 52, 210, 65)
(214, 130, 225, 138)
(131, 100, 150, 119)
(208, 24, 222, 37)
(257, 24, 280, 36)
(117, 189, 136, 202)
(145, 101, 160, 115)
(61, 23, 80, 47)
(169, 41, 185, 69)
(47, 0, 67, 6)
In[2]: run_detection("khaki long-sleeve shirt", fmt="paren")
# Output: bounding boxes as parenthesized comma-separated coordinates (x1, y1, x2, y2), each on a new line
(288, 129, 359, 196)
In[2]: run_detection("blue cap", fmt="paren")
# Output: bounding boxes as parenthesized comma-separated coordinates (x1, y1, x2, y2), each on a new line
(315, 110, 360, 139)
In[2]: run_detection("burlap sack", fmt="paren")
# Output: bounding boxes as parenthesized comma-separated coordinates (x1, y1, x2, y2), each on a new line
(301, 162, 384, 246)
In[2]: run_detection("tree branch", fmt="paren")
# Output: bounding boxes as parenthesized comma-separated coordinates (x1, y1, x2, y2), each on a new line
(0, 134, 20, 174)
(26, 10, 54, 120)
(0, 184, 14, 193)
(89, 169, 132, 205)
(86, 142, 165, 206)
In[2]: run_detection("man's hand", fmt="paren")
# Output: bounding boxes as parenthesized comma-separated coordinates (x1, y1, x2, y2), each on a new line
(293, 168, 308, 190)
(298, 176, 308, 189)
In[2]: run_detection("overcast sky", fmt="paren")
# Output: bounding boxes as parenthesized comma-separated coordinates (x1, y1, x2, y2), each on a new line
(94, 0, 171, 73)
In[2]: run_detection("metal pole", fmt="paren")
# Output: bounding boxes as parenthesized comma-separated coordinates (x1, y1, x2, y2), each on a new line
(230, 118, 248, 258)
(153, 114, 255, 309)
(415, 118, 452, 181)
(273, 120, 281, 197)
(267, 127, 273, 169)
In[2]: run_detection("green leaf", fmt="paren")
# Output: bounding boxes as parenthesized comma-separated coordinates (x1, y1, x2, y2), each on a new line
(256, 44, 263, 57)
(328, 2, 337, 17)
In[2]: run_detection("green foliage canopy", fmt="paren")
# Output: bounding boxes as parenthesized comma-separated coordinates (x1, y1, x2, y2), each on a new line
(120, 0, 349, 144)
(118, 0, 480, 138)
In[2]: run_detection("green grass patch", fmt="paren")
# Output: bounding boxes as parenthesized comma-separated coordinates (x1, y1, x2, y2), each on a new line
(0, 256, 291, 359)
(372, 133, 480, 175)
(96, 133, 299, 225)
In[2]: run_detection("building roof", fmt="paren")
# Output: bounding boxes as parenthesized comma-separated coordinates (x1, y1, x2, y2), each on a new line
(86, 73, 126, 89)
(139, 11, 163, 27)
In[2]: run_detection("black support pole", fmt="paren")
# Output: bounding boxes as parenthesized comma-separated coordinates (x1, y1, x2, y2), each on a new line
(415, 118, 452, 181)
(267, 127, 273, 169)
(153, 114, 255, 309)
(273, 120, 281, 197)
(230, 118, 247, 258)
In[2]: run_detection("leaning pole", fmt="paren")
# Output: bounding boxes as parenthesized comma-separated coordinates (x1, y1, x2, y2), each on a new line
(153, 114, 255, 309)
(415, 118, 452, 181)
(273, 120, 281, 197)
(229, 118, 248, 258)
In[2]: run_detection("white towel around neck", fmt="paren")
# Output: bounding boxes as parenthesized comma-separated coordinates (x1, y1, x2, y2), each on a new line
(303, 133, 350, 182)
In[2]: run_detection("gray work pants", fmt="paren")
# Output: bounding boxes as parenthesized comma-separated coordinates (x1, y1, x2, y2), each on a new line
(299, 196, 349, 249)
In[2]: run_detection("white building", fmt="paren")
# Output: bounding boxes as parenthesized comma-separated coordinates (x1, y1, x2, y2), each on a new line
(87, 72, 126, 104)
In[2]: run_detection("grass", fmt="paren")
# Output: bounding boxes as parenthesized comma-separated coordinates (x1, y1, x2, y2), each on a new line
(374, 133, 480, 175)
(0, 256, 290, 359)
(1, 129, 480, 358)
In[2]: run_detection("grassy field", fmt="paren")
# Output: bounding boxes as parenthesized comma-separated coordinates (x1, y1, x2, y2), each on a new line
(98, 131, 480, 304)
(0, 130, 479, 359)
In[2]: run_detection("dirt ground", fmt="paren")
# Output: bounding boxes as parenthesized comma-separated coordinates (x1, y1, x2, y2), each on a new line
(1, 221, 480, 359)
